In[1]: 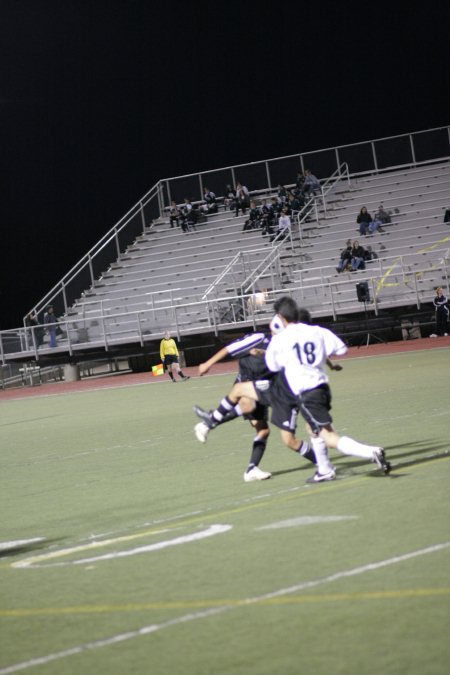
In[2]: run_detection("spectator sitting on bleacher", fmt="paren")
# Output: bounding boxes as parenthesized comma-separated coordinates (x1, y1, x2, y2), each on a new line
(224, 184, 235, 211)
(301, 170, 321, 197)
(350, 240, 367, 271)
(200, 187, 218, 214)
(260, 203, 275, 237)
(356, 206, 373, 236)
(243, 201, 261, 231)
(235, 181, 250, 216)
(277, 184, 288, 203)
(270, 195, 283, 219)
(374, 204, 392, 225)
(336, 239, 353, 273)
(295, 171, 306, 193)
(169, 200, 182, 228)
(270, 207, 291, 242)
(180, 198, 197, 233)
(287, 190, 303, 212)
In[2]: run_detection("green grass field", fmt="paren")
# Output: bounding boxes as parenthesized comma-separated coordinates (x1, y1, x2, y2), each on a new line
(1, 348, 449, 674)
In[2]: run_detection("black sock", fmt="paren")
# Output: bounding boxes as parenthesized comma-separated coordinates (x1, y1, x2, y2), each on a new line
(248, 437, 267, 469)
(168, 372, 175, 381)
(211, 396, 235, 423)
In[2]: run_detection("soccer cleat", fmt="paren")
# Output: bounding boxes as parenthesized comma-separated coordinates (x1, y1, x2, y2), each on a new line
(181, 375, 191, 381)
(372, 448, 391, 474)
(306, 469, 336, 483)
(194, 422, 210, 443)
(243, 466, 272, 482)
(193, 405, 217, 428)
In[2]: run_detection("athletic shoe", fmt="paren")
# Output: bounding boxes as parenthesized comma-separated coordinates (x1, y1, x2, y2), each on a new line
(193, 405, 216, 428)
(372, 448, 391, 474)
(194, 422, 210, 443)
(306, 469, 336, 483)
(181, 375, 191, 381)
(243, 466, 272, 482)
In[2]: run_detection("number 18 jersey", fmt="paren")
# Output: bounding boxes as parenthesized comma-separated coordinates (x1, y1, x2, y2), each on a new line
(265, 322, 347, 395)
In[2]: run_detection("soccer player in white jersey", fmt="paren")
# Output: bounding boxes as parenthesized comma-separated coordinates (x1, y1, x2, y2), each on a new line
(265, 296, 391, 481)
(193, 331, 315, 481)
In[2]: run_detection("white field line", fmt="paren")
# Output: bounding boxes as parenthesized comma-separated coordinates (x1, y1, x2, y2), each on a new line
(257, 515, 358, 530)
(1, 540, 449, 675)
(14, 525, 232, 569)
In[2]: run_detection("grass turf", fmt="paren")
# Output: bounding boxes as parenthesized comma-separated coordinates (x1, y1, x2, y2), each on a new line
(0, 348, 449, 674)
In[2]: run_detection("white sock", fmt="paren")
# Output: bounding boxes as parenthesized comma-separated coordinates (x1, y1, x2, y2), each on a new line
(311, 437, 334, 475)
(337, 436, 378, 459)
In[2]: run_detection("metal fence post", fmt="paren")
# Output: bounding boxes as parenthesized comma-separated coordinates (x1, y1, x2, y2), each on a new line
(88, 254, 95, 287)
(137, 313, 144, 346)
(62, 282, 68, 314)
(371, 141, 378, 172)
(409, 134, 417, 165)
(140, 200, 146, 231)
(265, 160, 271, 191)
(114, 227, 120, 259)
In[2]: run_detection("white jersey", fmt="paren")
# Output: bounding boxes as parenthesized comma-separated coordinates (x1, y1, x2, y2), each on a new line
(265, 322, 347, 395)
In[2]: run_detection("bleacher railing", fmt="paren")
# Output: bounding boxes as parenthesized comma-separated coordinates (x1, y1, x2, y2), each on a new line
(24, 126, 449, 328)
(4, 251, 449, 364)
(240, 162, 350, 296)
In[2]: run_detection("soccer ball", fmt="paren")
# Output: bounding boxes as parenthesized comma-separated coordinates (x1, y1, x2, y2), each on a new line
(269, 314, 285, 334)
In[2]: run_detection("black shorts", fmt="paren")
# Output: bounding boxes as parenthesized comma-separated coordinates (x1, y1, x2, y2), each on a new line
(254, 373, 298, 433)
(244, 401, 269, 423)
(298, 384, 333, 434)
(163, 355, 179, 367)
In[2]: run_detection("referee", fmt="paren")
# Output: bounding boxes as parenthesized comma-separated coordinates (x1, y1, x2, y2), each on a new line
(160, 331, 190, 383)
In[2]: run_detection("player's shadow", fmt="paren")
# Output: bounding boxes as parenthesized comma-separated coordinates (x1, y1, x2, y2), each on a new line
(0, 538, 63, 559)
(271, 466, 309, 478)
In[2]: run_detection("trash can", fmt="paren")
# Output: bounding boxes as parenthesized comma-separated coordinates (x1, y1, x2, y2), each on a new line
(64, 364, 80, 382)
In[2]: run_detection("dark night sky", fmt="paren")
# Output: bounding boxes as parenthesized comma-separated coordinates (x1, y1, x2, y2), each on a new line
(1, 0, 448, 328)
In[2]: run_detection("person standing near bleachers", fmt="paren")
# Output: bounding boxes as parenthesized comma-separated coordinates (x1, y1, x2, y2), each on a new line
(43, 305, 58, 348)
(430, 287, 449, 337)
(160, 330, 190, 382)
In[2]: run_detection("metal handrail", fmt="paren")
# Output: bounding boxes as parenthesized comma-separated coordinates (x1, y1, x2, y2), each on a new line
(24, 181, 162, 324)
(22, 126, 450, 331)
(3, 255, 448, 364)
(240, 163, 351, 295)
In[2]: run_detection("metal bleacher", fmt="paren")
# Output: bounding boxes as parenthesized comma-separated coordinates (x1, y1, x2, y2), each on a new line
(1, 126, 450, 363)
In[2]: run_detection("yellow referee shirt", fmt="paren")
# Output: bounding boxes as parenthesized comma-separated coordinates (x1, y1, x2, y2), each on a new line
(160, 338, 179, 361)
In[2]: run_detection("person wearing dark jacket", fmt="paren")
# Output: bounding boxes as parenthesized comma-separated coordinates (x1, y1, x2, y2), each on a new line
(430, 287, 449, 337)
(356, 207, 372, 236)
(350, 240, 366, 271)
(336, 239, 353, 273)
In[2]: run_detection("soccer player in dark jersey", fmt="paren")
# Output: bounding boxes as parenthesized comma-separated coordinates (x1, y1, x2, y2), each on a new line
(194, 331, 315, 481)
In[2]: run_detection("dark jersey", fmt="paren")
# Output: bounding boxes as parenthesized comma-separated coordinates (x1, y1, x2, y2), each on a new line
(225, 332, 273, 383)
